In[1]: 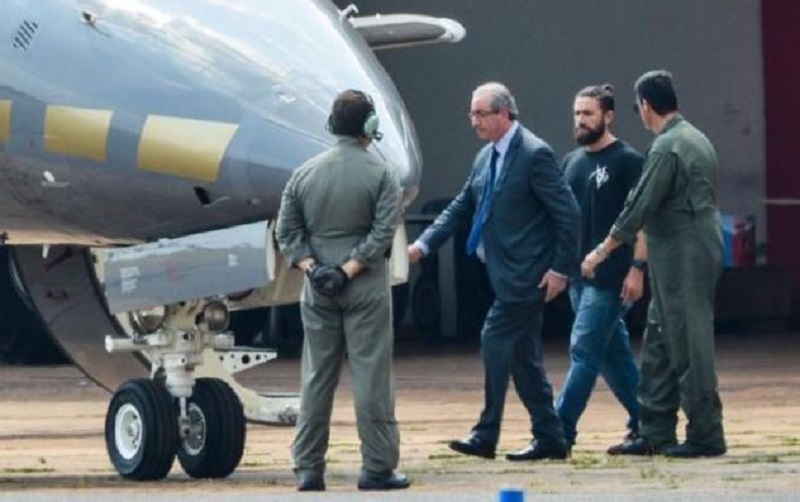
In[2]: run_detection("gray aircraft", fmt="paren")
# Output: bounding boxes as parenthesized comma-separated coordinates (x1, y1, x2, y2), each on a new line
(0, 0, 464, 481)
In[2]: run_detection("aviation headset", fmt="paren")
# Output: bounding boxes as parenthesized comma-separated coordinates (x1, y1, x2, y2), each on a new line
(326, 90, 382, 140)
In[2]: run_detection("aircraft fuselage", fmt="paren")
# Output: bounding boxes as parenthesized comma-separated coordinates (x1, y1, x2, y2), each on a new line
(0, 0, 421, 245)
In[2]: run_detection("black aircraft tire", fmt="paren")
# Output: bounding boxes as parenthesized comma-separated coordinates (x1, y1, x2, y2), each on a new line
(105, 379, 178, 480)
(177, 378, 246, 479)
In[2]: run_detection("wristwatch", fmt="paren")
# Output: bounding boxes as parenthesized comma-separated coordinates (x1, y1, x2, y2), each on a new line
(631, 259, 647, 271)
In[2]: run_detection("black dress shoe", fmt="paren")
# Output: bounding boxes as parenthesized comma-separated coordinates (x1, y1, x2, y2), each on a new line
(505, 440, 569, 461)
(357, 471, 411, 491)
(448, 436, 496, 459)
(663, 441, 726, 458)
(606, 437, 675, 456)
(295, 470, 325, 492)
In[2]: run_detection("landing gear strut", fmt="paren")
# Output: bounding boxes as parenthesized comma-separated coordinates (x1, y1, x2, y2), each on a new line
(104, 299, 252, 480)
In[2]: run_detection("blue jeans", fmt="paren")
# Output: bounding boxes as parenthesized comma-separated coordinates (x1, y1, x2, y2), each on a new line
(555, 282, 640, 446)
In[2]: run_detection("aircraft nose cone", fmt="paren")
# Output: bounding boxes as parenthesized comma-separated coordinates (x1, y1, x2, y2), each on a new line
(366, 85, 423, 207)
(222, 0, 422, 207)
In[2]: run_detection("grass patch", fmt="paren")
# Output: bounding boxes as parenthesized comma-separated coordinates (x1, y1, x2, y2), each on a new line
(2, 467, 55, 474)
(772, 436, 800, 447)
(327, 442, 358, 448)
(637, 462, 682, 488)
(663, 474, 681, 489)
(722, 476, 748, 482)
(2, 458, 53, 474)
(427, 453, 462, 460)
(568, 454, 631, 470)
(727, 454, 780, 464)
(568, 455, 601, 469)
(603, 455, 632, 468)
(489, 467, 542, 475)
(639, 463, 661, 479)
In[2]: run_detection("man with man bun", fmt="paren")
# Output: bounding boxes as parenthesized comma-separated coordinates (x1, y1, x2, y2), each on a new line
(556, 83, 646, 453)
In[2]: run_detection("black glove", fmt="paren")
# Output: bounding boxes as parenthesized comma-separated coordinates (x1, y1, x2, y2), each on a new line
(306, 264, 350, 297)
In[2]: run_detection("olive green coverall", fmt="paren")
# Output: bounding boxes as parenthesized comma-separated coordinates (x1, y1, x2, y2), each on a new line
(276, 137, 402, 476)
(610, 115, 725, 450)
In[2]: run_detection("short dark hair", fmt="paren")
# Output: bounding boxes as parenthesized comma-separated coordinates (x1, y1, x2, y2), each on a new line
(329, 89, 374, 137)
(576, 84, 615, 112)
(634, 70, 678, 115)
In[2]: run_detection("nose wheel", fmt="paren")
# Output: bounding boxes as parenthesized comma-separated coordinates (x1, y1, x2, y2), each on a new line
(105, 377, 246, 480)
(105, 379, 179, 481)
(177, 378, 245, 479)
(103, 296, 289, 480)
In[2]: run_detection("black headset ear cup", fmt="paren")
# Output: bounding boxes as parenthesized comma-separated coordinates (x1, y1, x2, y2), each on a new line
(326, 114, 333, 133)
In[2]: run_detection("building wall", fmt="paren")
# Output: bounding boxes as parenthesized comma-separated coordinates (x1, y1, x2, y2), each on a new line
(762, 0, 800, 317)
(338, 0, 766, 247)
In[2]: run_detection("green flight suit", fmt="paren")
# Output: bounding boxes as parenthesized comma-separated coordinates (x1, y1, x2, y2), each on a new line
(610, 115, 725, 450)
(276, 137, 402, 476)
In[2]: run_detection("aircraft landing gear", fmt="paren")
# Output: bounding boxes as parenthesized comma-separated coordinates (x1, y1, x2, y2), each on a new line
(177, 378, 245, 479)
(104, 300, 254, 480)
(105, 379, 178, 481)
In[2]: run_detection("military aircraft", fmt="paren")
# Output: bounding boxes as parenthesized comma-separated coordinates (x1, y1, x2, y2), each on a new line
(0, 0, 464, 481)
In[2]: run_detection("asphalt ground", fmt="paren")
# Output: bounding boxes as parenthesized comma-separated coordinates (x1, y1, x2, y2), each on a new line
(0, 332, 798, 501)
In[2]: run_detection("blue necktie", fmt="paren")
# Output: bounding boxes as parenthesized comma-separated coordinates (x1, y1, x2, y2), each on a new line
(466, 147, 499, 255)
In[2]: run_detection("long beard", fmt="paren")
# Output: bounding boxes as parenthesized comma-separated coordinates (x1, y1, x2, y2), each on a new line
(575, 123, 605, 146)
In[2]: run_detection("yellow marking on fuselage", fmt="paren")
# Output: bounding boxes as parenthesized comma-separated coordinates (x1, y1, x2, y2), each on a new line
(0, 100, 11, 144)
(137, 116, 239, 183)
(44, 105, 113, 162)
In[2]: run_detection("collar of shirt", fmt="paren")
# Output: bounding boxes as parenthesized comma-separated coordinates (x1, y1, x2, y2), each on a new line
(336, 136, 362, 146)
(473, 122, 518, 262)
(659, 113, 684, 136)
(490, 121, 519, 176)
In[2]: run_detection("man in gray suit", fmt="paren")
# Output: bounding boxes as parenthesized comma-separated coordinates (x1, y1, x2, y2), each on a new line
(408, 82, 580, 461)
(276, 90, 409, 491)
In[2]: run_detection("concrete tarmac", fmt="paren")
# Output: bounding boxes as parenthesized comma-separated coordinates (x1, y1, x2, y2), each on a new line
(0, 332, 798, 500)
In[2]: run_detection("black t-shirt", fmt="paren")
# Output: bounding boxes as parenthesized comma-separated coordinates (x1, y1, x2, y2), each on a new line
(561, 140, 643, 291)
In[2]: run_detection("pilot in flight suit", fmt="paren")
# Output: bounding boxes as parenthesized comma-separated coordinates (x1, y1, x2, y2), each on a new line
(583, 70, 726, 458)
(275, 89, 408, 491)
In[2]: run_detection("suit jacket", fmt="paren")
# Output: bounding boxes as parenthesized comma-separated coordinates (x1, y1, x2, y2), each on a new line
(419, 125, 579, 302)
